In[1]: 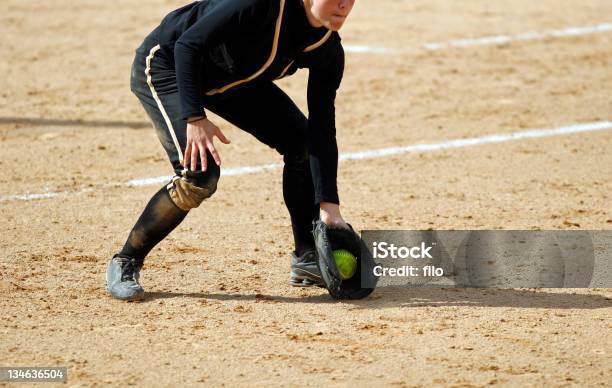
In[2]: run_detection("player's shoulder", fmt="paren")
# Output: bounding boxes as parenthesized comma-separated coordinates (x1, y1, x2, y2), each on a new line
(297, 31, 344, 69)
(316, 31, 343, 57)
(230, 0, 281, 25)
(192, 0, 278, 17)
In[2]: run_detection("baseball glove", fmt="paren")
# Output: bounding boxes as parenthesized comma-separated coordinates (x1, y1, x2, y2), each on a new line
(312, 220, 377, 299)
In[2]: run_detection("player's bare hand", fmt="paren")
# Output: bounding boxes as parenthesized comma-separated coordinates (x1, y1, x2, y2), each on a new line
(183, 117, 231, 172)
(320, 202, 350, 230)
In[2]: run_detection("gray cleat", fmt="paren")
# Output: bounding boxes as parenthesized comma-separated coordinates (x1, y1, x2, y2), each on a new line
(106, 255, 145, 301)
(290, 249, 323, 287)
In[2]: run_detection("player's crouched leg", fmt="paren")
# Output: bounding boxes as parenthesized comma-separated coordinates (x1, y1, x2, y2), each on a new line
(282, 149, 322, 287)
(106, 165, 220, 301)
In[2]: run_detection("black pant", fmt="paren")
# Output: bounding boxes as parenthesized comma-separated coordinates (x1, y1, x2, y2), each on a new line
(125, 33, 317, 259)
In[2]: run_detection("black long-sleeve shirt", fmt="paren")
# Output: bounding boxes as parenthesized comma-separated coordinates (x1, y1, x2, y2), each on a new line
(154, 0, 343, 204)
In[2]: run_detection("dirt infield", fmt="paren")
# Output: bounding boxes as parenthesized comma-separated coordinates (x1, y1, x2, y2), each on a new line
(1, 0, 611, 386)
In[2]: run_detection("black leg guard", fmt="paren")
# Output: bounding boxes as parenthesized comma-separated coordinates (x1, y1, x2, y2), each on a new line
(119, 187, 188, 261)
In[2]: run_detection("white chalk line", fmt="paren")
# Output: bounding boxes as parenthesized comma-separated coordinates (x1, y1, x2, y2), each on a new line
(3, 22, 611, 202)
(2, 120, 611, 203)
(344, 22, 612, 54)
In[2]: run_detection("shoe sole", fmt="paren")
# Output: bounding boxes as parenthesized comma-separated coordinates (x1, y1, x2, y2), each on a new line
(106, 284, 145, 301)
(112, 291, 145, 302)
(290, 277, 317, 287)
(290, 268, 323, 287)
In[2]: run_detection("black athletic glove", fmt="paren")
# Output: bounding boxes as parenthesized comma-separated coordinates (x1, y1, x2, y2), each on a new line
(312, 220, 377, 299)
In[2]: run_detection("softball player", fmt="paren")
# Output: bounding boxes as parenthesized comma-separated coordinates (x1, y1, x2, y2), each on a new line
(106, 0, 356, 301)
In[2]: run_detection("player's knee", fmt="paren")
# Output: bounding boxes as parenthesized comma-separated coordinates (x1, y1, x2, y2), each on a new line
(166, 170, 219, 211)
(283, 146, 309, 167)
(280, 119, 309, 165)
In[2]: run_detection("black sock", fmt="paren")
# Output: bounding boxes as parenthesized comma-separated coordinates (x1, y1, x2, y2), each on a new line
(118, 186, 188, 261)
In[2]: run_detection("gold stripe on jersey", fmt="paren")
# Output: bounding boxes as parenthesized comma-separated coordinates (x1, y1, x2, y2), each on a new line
(205, 0, 286, 96)
(303, 30, 332, 52)
(276, 31, 334, 80)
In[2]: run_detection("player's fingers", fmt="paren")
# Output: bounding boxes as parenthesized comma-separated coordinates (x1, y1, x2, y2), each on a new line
(183, 142, 191, 170)
(215, 128, 231, 144)
(190, 142, 199, 172)
(198, 144, 207, 172)
(206, 140, 221, 166)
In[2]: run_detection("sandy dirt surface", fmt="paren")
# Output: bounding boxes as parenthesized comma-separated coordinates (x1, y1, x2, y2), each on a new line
(1, 0, 611, 386)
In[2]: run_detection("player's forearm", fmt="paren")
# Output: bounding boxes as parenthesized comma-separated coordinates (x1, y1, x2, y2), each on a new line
(307, 91, 340, 204)
(174, 41, 207, 121)
(306, 40, 344, 205)
(309, 143, 339, 205)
